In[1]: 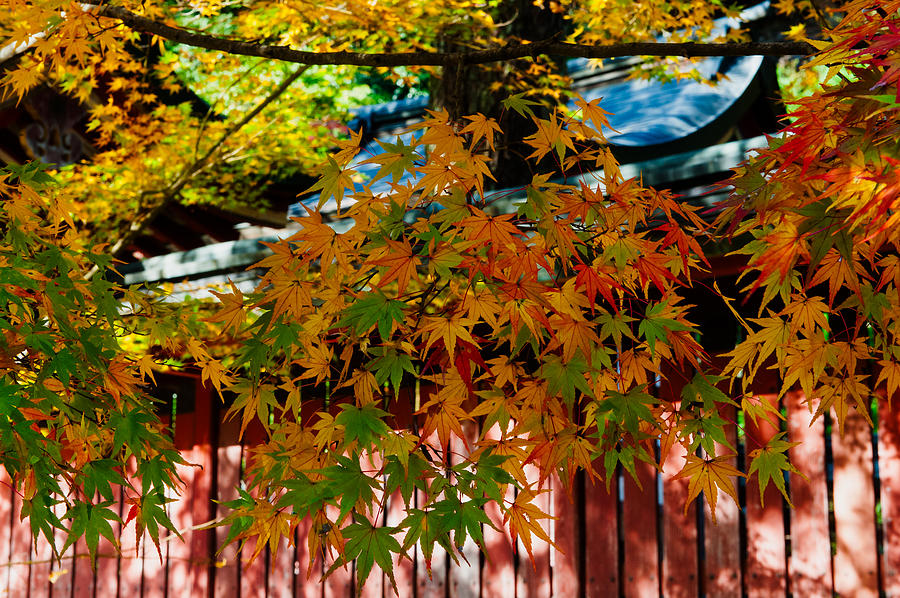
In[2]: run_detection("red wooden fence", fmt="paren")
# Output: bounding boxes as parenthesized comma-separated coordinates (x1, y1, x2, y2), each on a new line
(2, 369, 897, 598)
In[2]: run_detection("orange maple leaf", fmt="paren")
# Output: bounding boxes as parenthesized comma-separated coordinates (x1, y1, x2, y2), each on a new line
(369, 238, 420, 296)
(503, 486, 559, 568)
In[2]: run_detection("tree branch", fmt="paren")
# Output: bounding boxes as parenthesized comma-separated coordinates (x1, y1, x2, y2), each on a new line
(91, 3, 817, 67)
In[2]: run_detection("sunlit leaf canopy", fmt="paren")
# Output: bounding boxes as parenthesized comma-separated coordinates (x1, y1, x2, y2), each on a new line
(4, 0, 900, 591)
(0, 0, 792, 252)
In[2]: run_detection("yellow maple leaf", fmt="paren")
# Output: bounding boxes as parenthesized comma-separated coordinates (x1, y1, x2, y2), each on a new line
(420, 314, 477, 362)
(207, 281, 246, 335)
(675, 454, 745, 523)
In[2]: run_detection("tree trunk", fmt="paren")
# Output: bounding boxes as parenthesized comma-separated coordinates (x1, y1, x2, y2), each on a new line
(432, 0, 567, 188)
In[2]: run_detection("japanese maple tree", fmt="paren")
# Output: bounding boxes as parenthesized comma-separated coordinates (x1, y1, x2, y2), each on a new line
(1, 0, 899, 591)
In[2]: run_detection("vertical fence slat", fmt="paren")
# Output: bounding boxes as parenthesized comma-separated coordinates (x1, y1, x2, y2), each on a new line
(140, 530, 169, 598)
(294, 516, 316, 598)
(92, 488, 122, 598)
(416, 446, 447, 598)
(744, 392, 786, 598)
(0, 481, 8, 596)
(167, 387, 214, 595)
(703, 403, 741, 598)
(832, 408, 879, 597)
(9, 486, 31, 598)
(550, 472, 579, 598)
(355, 450, 384, 598)
(119, 456, 143, 598)
(49, 479, 74, 598)
(449, 425, 479, 598)
(481, 424, 516, 598)
(661, 442, 699, 598)
(658, 365, 698, 598)
(1, 468, 13, 595)
(117, 503, 143, 598)
(321, 508, 352, 598)
(240, 436, 269, 598)
(515, 462, 551, 598)
(879, 396, 900, 597)
(191, 382, 214, 597)
(786, 390, 831, 596)
(386, 488, 415, 597)
(168, 457, 196, 596)
(268, 536, 296, 598)
(170, 392, 198, 598)
(31, 527, 52, 598)
(622, 461, 659, 598)
(583, 474, 617, 597)
(71, 533, 95, 598)
(214, 439, 242, 598)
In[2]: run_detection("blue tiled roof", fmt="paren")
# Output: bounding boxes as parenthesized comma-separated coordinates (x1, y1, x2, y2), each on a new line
(289, 1, 772, 218)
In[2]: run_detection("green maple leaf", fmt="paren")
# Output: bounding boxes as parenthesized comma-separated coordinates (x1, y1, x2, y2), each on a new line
(469, 452, 516, 502)
(368, 348, 417, 394)
(277, 475, 334, 518)
(501, 93, 539, 118)
(304, 156, 354, 210)
(597, 387, 656, 437)
(541, 354, 593, 405)
(366, 136, 418, 183)
(134, 491, 182, 558)
(639, 301, 691, 356)
(432, 495, 491, 549)
(331, 517, 403, 593)
(110, 409, 156, 459)
(400, 508, 454, 576)
(339, 292, 406, 339)
(682, 370, 737, 410)
(335, 403, 392, 454)
(384, 452, 431, 506)
(322, 455, 381, 523)
(748, 433, 805, 507)
(62, 501, 121, 565)
(82, 459, 127, 503)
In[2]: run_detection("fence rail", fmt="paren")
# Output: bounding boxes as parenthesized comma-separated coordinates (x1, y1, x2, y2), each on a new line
(2, 369, 899, 598)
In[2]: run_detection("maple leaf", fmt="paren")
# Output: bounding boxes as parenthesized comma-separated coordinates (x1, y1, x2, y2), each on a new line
(501, 93, 539, 118)
(748, 433, 805, 508)
(459, 208, 524, 250)
(638, 300, 692, 357)
(307, 511, 346, 577)
(877, 359, 900, 403)
(359, 136, 419, 183)
(335, 403, 392, 455)
(503, 485, 558, 568)
(339, 291, 406, 339)
(286, 207, 355, 270)
(574, 262, 623, 311)
(813, 374, 873, 434)
(207, 281, 247, 335)
(420, 314, 477, 363)
(461, 114, 502, 150)
(369, 238, 421, 296)
(574, 96, 614, 137)
(102, 357, 140, 406)
(333, 518, 402, 593)
(417, 383, 471, 451)
(674, 454, 746, 523)
(304, 157, 355, 211)
(524, 112, 575, 163)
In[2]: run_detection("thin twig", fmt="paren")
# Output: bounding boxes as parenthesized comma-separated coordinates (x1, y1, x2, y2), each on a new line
(87, 64, 308, 277)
